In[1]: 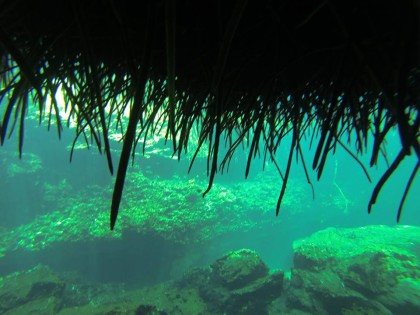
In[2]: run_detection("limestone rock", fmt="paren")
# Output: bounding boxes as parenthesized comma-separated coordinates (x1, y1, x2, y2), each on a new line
(178, 248, 283, 314)
(225, 271, 283, 315)
(4, 297, 62, 315)
(287, 225, 420, 315)
(0, 265, 64, 314)
(377, 278, 420, 315)
(210, 249, 269, 289)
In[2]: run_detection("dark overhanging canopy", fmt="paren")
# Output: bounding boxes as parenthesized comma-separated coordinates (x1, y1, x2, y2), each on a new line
(0, 0, 419, 230)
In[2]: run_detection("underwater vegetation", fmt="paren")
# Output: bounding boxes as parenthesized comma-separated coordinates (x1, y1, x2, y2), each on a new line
(0, 105, 417, 313)
(0, 2, 419, 314)
(0, 1, 418, 230)
(288, 225, 420, 315)
(0, 161, 306, 255)
(0, 143, 358, 261)
(0, 151, 42, 178)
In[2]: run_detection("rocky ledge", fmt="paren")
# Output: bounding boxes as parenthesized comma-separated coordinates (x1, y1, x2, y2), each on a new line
(0, 225, 418, 314)
(286, 225, 420, 315)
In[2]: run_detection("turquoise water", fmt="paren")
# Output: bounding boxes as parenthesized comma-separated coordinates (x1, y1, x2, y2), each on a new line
(0, 115, 418, 313)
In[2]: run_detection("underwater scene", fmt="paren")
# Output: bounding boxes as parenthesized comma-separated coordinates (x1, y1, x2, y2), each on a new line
(0, 111, 419, 315)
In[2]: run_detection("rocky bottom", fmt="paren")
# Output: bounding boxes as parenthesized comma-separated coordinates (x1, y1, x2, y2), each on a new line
(0, 225, 419, 315)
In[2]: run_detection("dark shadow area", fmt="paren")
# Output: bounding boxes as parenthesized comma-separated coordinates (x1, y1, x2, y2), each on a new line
(0, 231, 187, 288)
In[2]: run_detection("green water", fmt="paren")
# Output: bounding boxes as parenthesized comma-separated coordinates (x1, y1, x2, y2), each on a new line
(0, 115, 418, 314)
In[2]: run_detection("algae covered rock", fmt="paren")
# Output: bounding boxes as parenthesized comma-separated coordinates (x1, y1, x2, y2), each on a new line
(287, 268, 392, 315)
(376, 278, 420, 315)
(0, 249, 283, 315)
(210, 248, 269, 289)
(135, 304, 168, 315)
(287, 225, 420, 315)
(0, 265, 64, 314)
(3, 297, 62, 315)
(178, 248, 283, 314)
(225, 271, 284, 315)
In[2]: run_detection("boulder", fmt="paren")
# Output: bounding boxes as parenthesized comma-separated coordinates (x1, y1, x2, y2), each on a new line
(0, 265, 65, 314)
(225, 271, 283, 315)
(377, 278, 420, 315)
(4, 297, 62, 315)
(178, 248, 283, 314)
(287, 268, 392, 315)
(135, 304, 168, 315)
(210, 249, 269, 289)
(287, 225, 420, 315)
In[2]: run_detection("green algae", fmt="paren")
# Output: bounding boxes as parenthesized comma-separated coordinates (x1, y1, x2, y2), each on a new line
(0, 145, 352, 256)
(293, 225, 420, 262)
(0, 151, 42, 177)
(0, 164, 307, 254)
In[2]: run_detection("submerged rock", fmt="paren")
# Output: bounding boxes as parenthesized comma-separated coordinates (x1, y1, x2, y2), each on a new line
(135, 304, 168, 315)
(178, 248, 284, 314)
(287, 225, 420, 315)
(210, 249, 269, 289)
(2, 225, 417, 314)
(0, 249, 283, 315)
(3, 297, 62, 315)
(0, 265, 64, 314)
